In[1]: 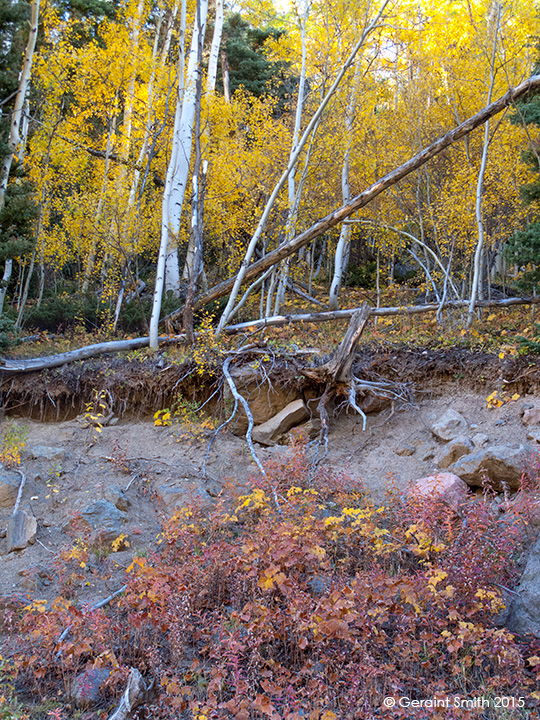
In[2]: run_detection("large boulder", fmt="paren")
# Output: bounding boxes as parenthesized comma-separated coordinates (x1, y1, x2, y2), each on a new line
(252, 400, 310, 446)
(436, 435, 474, 469)
(409, 472, 469, 510)
(451, 444, 535, 491)
(506, 535, 540, 637)
(7, 510, 37, 552)
(431, 409, 469, 441)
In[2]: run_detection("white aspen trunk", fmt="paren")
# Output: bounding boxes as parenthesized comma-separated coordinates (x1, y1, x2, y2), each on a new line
(0, 260, 13, 316)
(206, 0, 223, 93)
(329, 57, 362, 310)
(150, 0, 208, 348)
(215, 0, 392, 336)
(164, 0, 208, 293)
(468, 4, 501, 326)
(149, 0, 188, 347)
(274, 3, 309, 315)
(182, 0, 222, 282)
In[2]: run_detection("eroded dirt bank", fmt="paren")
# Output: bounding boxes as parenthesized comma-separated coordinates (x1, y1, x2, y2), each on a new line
(2, 345, 540, 422)
(0, 348, 539, 602)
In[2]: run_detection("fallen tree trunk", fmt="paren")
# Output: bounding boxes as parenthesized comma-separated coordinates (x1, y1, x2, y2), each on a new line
(222, 295, 540, 334)
(162, 74, 540, 326)
(2, 294, 538, 373)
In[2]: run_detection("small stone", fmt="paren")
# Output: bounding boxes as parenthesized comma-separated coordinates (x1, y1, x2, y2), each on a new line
(0, 473, 18, 509)
(158, 485, 214, 513)
(436, 435, 474, 469)
(31, 446, 65, 461)
(394, 444, 415, 457)
(472, 432, 489, 447)
(103, 485, 129, 512)
(522, 408, 540, 426)
(71, 668, 110, 708)
(420, 445, 436, 462)
(431, 409, 469, 441)
(309, 575, 331, 596)
(80, 500, 127, 543)
(7, 510, 37, 552)
(527, 429, 540, 444)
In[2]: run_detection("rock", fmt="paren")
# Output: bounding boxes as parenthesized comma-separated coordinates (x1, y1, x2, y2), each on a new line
(506, 535, 540, 637)
(308, 575, 331, 596)
(451, 444, 535, 491)
(527, 429, 540, 444)
(436, 435, 474, 469)
(431, 409, 469, 441)
(252, 400, 309, 447)
(225, 365, 299, 435)
(31, 445, 65, 461)
(157, 484, 214, 513)
(354, 391, 391, 414)
(409, 472, 469, 510)
(103, 485, 129, 512)
(0, 473, 18, 509)
(7, 510, 37, 551)
(419, 444, 436, 462)
(472, 432, 489, 448)
(80, 500, 127, 543)
(522, 408, 540, 426)
(286, 419, 321, 444)
(71, 668, 110, 708)
(394, 444, 415, 457)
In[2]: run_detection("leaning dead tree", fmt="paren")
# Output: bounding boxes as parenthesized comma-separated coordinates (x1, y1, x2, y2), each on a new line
(162, 72, 540, 329)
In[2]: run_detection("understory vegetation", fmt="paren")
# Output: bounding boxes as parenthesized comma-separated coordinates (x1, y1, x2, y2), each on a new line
(2, 444, 540, 718)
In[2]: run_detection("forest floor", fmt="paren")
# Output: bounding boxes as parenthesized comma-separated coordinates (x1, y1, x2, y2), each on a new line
(1, 346, 540, 607)
(3, 297, 540, 716)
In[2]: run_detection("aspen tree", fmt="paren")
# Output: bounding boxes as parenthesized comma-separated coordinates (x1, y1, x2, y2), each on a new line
(150, 0, 209, 348)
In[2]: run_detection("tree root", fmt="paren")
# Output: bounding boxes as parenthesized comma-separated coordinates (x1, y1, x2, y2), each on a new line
(302, 303, 414, 457)
(222, 354, 265, 475)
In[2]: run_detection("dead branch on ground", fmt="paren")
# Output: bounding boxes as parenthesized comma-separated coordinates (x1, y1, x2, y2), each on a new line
(107, 668, 156, 720)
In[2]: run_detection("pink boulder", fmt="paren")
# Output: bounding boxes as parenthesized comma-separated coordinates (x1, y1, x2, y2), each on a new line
(409, 472, 469, 509)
